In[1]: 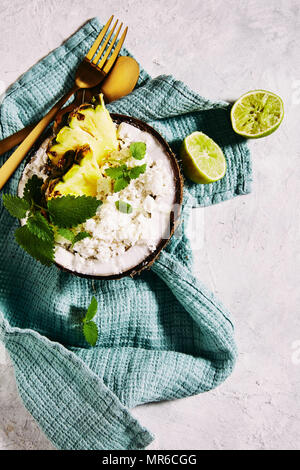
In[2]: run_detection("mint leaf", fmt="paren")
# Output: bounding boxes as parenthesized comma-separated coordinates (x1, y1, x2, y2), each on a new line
(84, 296, 98, 322)
(106, 161, 147, 193)
(23, 175, 44, 207)
(58, 228, 75, 243)
(2, 194, 30, 219)
(129, 164, 147, 180)
(58, 228, 91, 246)
(83, 321, 98, 347)
(27, 213, 54, 243)
(105, 165, 127, 179)
(115, 200, 133, 214)
(81, 297, 98, 346)
(15, 225, 54, 266)
(48, 195, 102, 228)
(113, 177, 130, 193)
(130, 142, 146, 160)
(72, 231, 91, 247)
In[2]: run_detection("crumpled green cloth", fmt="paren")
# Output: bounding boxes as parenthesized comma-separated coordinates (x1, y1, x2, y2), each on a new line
(0, 18, 252, 450)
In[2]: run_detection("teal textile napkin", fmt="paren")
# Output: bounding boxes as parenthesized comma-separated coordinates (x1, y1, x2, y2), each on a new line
(0, 18, 251, 450)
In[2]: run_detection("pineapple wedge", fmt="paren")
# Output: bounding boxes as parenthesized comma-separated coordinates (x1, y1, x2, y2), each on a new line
(53, 149, 102, 197)
(46, 94, 118, 198)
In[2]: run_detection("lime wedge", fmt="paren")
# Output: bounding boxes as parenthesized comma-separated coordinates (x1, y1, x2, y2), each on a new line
(180, 131, 226, 184)
(231, 90, 284, 138)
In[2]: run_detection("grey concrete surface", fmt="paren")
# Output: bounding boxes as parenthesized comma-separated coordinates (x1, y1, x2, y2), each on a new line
(0, 0, 300, 450)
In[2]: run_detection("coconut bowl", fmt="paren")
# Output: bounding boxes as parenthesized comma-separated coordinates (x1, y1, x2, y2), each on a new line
(19, 114, 183, 280)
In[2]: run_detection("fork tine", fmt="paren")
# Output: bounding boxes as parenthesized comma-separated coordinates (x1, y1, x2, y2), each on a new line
(85, 15, 114, 61)
(102, 27, 128, 75)
(97, 22, 123, 69)
(92, 19, 119, 65)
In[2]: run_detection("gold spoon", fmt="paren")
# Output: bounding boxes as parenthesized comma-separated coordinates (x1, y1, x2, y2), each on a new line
(0, 56, 139, 157)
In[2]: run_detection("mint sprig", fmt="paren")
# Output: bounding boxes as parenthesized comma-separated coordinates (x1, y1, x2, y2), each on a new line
(130, 142, 146, 160)
(105, 162, 147, 193)
(48, 195, 102, 228)
(2, 176, 101, 267)
(81, 296, 98, 347)
(23, 175, 45, 208)
(27, 213, 54, 243)
(3, 195, 30, 219)
(113, 176, 130, 192)
(129, 163, 147, 180)
(58, 228, 91, 247)
(57, 228, 75, 243)
(72, 231, 91, 246)
(15, 225, 54, 267)
(105, 165, 127, 179)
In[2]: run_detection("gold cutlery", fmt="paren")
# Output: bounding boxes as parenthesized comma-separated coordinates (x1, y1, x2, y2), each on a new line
(0, 55, 139, 157)
(0, 15, 128, 190)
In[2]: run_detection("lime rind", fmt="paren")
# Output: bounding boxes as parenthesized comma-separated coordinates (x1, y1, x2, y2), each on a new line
(181, 131, 226, 184)
(231, 90, 284, 139)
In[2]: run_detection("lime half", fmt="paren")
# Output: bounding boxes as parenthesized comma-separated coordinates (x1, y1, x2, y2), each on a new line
(180, 131, 226, 184)
(231, 90, 284, 138)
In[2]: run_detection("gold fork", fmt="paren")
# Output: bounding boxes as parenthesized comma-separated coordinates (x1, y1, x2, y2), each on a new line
(0, 16, 127, 190)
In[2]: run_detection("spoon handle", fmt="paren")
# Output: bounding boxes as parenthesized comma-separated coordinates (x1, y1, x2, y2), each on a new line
(0, 89, 88, 157)
(0, 85, 78, 190)
(0, 126, 35, 156)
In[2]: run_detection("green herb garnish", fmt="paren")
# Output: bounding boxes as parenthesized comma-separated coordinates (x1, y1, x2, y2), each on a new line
(104, 164, 127, 179)
(15, 225, 54, 267)
(130, 142, 146, 160)
(48, 195, 101, 228)
(81, 296, 99, 347)
(2, 177, 102, 266)
(113, 176, 130, 192)
(27, 213, 54, 243)
(2, 194, 30, 219)
(58, 228, 91, 247)
(129, 163, 147, 180)
(23, 175, 45, 208)
(72, 231, 92, 246)
(105, 162, 147, 193)
(57, 228, 75, 243)
(115, 200, 133, 214)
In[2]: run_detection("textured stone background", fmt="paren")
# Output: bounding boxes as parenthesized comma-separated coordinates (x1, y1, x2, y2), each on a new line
(1, 0, 300, 450)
